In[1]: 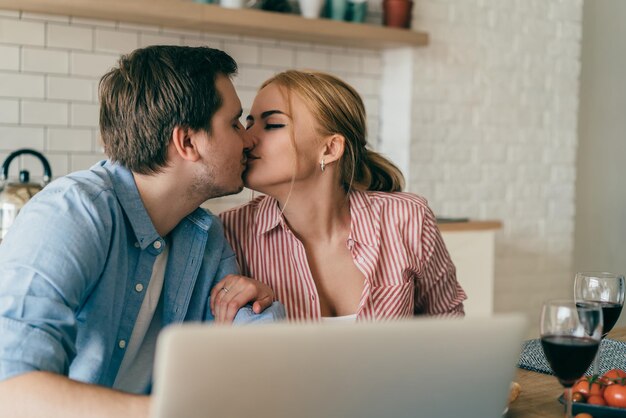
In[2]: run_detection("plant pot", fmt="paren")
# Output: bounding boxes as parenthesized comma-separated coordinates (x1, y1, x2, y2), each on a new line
(346, 0, 367, 23)
(382, 0, 413, 29)
(298, 0, 325, 18)
(221, 0, 246, 8)
(328, 0, 348, 20)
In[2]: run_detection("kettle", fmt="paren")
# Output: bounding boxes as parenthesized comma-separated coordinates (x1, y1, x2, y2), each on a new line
(0, 149, 52, 239)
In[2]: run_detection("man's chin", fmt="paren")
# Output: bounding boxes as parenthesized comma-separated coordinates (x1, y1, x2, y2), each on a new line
(206, 184, 244, 200)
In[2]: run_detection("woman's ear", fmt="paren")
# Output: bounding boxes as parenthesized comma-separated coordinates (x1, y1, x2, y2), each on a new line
(171, 126, 202, 162)
(321, 134, 345, 165)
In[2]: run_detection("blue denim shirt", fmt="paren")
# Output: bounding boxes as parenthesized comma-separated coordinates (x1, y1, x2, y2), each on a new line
(0, 161, 284, 390)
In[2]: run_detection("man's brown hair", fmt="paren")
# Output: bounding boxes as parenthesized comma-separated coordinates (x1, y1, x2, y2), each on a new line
(99, 45, 237, 174)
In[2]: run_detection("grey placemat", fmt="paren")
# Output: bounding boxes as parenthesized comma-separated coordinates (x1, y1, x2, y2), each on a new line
(518, 338, 626, 375)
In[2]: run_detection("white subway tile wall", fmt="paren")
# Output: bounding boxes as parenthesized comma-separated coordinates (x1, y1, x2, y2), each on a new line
(410, 0, 583, 332)
(22, 47, 69, 74)
(0, 45, 19, 70)
(0, 99, 18, 123)
(0, 19, 45, 45)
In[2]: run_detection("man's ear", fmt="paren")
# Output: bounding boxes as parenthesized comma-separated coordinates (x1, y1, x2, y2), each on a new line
(171, 126, 202, 162)
(321, 134, 346, 165)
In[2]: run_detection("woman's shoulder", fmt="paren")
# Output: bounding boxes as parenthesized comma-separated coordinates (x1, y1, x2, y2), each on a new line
(359, 190, 431, 212)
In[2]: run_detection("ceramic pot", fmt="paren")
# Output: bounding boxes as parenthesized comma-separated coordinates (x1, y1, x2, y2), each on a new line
(220, 0, 246, 8)
(346, 0, 367, 23)
(298, 0, 325, 18)
(328, 0, 348, 20)
(382, 0, 413, 28)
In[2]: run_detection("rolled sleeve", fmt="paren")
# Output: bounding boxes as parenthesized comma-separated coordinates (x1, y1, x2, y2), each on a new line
(0, 316, 71, 381)
(0, 181, 108, 382)
(412, 205, 467, 317)
(233, 302, 286, 325)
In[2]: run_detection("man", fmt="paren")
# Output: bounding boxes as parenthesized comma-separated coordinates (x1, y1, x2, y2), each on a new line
(0, 46, 282, 417)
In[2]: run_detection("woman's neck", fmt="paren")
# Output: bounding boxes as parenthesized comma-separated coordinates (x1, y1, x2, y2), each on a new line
(276, 184, 352, 245)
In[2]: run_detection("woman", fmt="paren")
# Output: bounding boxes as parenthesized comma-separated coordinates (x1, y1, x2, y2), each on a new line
(212, 70, 466, 322)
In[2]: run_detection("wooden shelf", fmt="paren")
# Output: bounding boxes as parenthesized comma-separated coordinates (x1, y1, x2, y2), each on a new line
(0, 0, 429, 49)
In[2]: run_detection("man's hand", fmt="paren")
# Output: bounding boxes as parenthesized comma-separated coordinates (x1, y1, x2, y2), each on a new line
(210, 274, 274, 323)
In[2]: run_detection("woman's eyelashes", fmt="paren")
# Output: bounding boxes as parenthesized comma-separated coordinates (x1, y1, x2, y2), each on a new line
(265, 123, 285, 130)
(245, 122, 285, 131)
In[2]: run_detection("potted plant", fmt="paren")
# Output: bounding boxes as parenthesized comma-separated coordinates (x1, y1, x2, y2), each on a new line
(382, 0, 413, 28)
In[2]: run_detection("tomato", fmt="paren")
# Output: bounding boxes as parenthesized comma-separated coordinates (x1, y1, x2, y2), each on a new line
(572, 376, 604, 399)
(588, 395, 607, 406)
(571, 392, 585, 403)
(602, 369, 626, 385)
(604, 383, 626, 408)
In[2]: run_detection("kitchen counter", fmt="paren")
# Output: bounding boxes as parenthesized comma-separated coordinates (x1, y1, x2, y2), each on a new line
(437, 220, 502, 232)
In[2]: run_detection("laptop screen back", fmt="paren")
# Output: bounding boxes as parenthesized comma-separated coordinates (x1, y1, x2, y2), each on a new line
(151, 315, 527, 418)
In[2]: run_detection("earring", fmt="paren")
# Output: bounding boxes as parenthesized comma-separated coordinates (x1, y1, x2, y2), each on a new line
(320, 159, 325, 172)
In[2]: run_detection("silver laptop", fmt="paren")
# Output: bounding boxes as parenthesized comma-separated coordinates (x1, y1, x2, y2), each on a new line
(151, 315, 527, 418)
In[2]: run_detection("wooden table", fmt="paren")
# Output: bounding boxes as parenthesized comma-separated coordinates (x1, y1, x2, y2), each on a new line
(506, 328, 626, 417)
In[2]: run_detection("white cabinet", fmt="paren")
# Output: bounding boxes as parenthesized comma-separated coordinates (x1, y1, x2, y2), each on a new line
(440, 222, 501, 317)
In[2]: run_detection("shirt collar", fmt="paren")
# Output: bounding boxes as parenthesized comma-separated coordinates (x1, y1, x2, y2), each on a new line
(255, 195, 284, 235)
(104, 161, 160, 250)
(103, 161, 211, 250)
(253, 191, 379, 248)
(348, 190, 379, 248)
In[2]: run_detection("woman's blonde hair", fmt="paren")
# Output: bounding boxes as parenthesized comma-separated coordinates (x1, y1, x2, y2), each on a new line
(260, 70, 404, 193)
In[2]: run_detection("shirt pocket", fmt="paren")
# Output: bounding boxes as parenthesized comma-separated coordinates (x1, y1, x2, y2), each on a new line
(370, 280, 415, 319)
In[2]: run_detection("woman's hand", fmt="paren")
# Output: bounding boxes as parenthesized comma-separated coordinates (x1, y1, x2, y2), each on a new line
(210, 274, 274, 323)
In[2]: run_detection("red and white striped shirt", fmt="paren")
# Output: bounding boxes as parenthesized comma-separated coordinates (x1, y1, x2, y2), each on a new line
(219, 191, 466, 321)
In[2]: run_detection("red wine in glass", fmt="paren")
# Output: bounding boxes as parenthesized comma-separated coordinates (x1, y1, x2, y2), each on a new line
(574, 272, 625, 376)
(598, 302, 623, 337)
(541, 300, 602, 418)
(541, 335, 600, 387)
(577, 301, 624, 338)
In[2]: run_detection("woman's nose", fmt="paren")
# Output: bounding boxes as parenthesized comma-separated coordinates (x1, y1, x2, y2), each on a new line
(242, 128, 258, 151)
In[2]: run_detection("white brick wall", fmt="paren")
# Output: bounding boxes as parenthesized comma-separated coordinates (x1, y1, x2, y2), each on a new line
(0, 45, 19, 70)
(47, 24, 92, 50)
(22, 47, 69, 74)
(410, 0, 583, 334)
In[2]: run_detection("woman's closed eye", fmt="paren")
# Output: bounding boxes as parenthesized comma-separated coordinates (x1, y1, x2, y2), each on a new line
(265, 123, 285, 130)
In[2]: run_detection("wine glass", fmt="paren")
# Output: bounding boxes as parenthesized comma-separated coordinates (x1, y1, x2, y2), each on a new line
(574, 271, 625, 375)
(541, 300, 602, 418)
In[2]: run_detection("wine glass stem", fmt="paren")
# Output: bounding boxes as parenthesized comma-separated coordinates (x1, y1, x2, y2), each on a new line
(593, 340, 602, 376)
(564, 387, 573, 418)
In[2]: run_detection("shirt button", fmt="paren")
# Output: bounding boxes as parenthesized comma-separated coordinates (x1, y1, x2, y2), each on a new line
(153, 240, 162, 249)
(134, 242, 140, 248)
(135, 283, 144, 292)
(118, 340, 126, 349)
(346, 239, 354, 250)
(357, 256, 365, 263)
